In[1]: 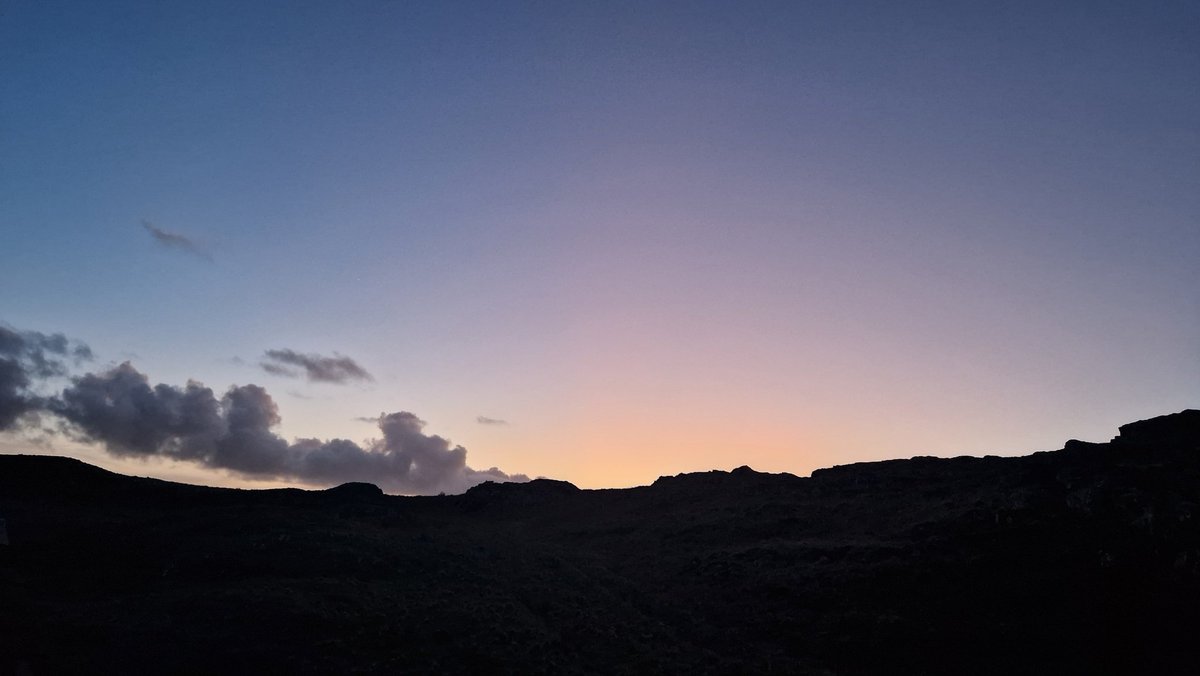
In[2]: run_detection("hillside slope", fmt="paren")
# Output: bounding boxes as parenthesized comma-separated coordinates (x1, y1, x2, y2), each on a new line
(2, 410, 1198, 674)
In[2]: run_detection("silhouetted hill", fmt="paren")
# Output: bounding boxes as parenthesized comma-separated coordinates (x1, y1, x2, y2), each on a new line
(2, 410, 1198, 674)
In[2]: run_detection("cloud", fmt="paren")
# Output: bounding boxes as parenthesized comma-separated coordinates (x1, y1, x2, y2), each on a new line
(261, 362, 298, 378)
(2, 322, 527, 494)
(0, 325, 92, 431)
(0, 358, 36, 431)
(141, 220, 212, 261)
(50, 362, 524, 493)
(260, 349, 373, 384)
(476, 416, 508, 426)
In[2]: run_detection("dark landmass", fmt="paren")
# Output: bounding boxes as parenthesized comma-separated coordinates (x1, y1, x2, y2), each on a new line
(2, 411, 1198, 675)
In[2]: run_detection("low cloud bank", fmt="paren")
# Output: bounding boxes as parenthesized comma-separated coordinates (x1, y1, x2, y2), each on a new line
(2, 322, 526, 495)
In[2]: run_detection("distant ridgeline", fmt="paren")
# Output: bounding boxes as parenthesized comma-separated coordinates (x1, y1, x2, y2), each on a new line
(0, 409, 1197, 675)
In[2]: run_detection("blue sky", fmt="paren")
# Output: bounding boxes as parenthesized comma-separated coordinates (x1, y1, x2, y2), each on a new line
(2, 1, 1197, 489)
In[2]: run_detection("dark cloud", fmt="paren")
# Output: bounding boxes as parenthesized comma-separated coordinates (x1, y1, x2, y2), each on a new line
(0, 358, 35, 431)
(476, 416, 508, 426)
(2, 322, 525, 493)
(0, 325, 92, 430)
(49, 362, 525, 494)
(52, 363, 224, 459)
(141, 220, 212, 261)
(261, 349, 373, 384)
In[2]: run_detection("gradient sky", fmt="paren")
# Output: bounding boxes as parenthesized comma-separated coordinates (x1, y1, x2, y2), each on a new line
(2, 0, 1197, 490)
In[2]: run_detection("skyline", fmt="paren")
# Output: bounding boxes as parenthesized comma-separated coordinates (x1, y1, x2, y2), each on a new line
(2, 1, 1197, 491)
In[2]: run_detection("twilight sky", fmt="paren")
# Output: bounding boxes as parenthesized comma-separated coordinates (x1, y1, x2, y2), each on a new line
(2, 0, 1197, 491)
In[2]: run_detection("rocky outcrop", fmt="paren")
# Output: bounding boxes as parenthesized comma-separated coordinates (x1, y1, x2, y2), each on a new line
(1113, 408, 1200, 452)
(322, 481, 385, 500)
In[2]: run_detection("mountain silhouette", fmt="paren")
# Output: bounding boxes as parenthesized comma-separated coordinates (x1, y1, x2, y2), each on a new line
(1, 410, 1197, 674)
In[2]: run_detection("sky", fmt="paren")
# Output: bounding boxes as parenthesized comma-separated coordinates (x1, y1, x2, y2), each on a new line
(2, 0, 1197, 492)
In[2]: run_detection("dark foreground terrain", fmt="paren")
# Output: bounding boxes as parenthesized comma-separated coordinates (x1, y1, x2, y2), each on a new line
(1, 411, 1198, 675)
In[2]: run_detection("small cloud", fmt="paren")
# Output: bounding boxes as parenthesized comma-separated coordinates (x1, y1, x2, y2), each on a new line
(260, 349, 373, 384)
(261, 362, 299, 378)
(141, 220, 212, 261)
(476, 416, 508, 426)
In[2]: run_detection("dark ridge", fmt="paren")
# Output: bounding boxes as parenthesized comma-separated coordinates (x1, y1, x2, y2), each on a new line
(464, 477, 580, 496)
(1, 409, 1198, 675)
(651, 465, 802, 490)
(459, 478, 580, 511)
(322, 481, 384, 500)
(1113, 408, 1200, 451)
(0, 454, 124, 489)
(0, 454, 220, 502)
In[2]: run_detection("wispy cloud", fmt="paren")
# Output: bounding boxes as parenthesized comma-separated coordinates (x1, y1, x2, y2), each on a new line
(476, 416, 508, 426)
(260, 348, 373, 384)
(261, 362, 297, 378)
(140, 221, 212, 261)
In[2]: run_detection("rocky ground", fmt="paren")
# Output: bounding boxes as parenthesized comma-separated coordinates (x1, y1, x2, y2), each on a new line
(1, 410, 1198, 674)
